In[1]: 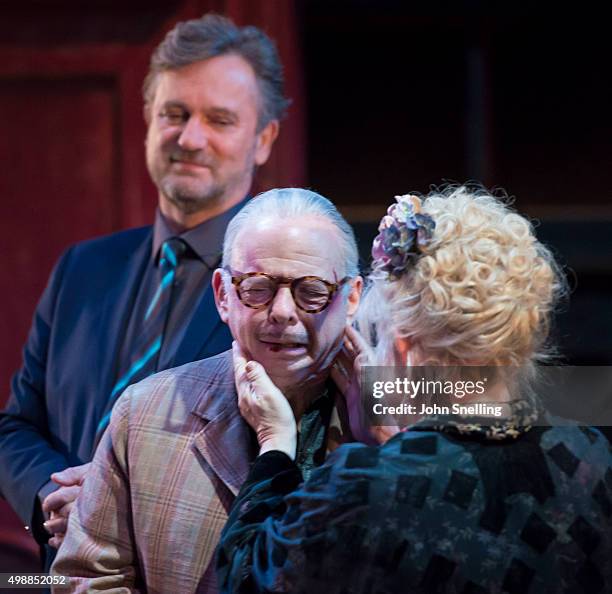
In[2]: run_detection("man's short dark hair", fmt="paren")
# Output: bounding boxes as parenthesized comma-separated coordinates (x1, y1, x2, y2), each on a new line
(143, 13, 289, 130)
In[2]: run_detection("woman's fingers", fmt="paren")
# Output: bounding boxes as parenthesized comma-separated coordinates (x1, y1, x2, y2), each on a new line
(246, 362, 294, 422)
(334, 347, 351, 375)
(342, 335, 357, 359)
(232, 340, 246, 368)
(330, 363, 349, 395)
(245, 361, 274, 399)
(332, 342, 359, 396)
(232, 342, 246, 390)
(345, 324, 373, 359)
(334, 324, 371, 373)
(233, 342, 256, 418)
(235, 359, 297, 457)
(233, 348, 294, 430)
(354, 352, 370, 375)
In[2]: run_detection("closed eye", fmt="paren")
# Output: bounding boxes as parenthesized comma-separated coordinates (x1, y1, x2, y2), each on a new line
(208, 108, 238, 128)
(159, 106, 189, 125)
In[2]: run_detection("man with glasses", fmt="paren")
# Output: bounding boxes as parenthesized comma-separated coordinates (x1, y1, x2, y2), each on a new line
(52, 188, 362, 593)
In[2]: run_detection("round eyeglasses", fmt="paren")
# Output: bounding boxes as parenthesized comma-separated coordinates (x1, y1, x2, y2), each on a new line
(228, 270, 350, 313)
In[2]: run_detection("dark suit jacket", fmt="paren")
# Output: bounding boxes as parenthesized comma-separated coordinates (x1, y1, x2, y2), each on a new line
(0, 226, 232, 534)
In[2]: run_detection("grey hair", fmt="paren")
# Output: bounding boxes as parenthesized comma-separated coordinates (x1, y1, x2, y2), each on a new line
(222, 188, 359, 277)
(143, 13, 290, 130)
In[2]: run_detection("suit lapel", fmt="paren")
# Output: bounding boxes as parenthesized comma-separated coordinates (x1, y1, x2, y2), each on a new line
(190, 352, 256, 496)
(95, 229, 152, 410)
(192, 410, 254, 496)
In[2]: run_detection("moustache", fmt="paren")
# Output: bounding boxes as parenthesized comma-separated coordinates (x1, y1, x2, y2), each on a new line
(169, 151, 212, 168)
(258, 332, 309, 346)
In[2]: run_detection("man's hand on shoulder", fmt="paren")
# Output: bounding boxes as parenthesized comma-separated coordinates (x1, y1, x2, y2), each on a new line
(42, 462, 91, 548)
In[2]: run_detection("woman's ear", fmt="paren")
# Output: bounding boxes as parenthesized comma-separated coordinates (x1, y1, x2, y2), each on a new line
(394, 337, 412, 366)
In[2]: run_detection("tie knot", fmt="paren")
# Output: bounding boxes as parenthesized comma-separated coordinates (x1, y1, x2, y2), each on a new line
(160, 238, 187, 270)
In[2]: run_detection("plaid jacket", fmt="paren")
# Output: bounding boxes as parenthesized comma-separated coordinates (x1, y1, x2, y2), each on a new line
(51, 350, 256, 593)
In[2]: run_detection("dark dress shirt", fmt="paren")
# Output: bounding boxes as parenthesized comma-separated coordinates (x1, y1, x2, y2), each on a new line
(119, 200, 247, 372)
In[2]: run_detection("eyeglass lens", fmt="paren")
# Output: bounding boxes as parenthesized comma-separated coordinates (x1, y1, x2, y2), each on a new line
(239, 276, 331, 311)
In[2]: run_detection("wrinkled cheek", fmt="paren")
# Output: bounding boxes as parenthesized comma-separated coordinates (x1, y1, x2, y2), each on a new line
(229, 313, 258, 356)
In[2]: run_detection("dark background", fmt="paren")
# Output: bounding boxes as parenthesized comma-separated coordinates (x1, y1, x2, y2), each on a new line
(301, 2, 612, 364)
(1, 0, 611, 575)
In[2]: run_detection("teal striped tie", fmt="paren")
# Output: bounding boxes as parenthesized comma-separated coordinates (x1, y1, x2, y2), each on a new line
(94, 238, 186, 442)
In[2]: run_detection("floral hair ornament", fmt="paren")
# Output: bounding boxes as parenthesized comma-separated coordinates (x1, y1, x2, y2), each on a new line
(371, 194, 435, 279)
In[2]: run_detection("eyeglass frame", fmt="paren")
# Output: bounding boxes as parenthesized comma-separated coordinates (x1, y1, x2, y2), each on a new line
(225, 268, 351, 313)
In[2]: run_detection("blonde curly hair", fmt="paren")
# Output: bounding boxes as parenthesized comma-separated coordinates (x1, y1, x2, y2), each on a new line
(358, 186, 566, 371)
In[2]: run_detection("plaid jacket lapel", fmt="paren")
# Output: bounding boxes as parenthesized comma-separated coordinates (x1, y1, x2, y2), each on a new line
(190, 351, 256, 496)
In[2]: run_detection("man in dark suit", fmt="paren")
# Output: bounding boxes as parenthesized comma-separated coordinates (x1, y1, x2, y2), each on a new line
(0, 13, 285, 568)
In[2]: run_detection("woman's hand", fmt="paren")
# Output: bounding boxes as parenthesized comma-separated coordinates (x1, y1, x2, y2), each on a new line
(232, 342, 297, 459)
(332, 325, 401, 445)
